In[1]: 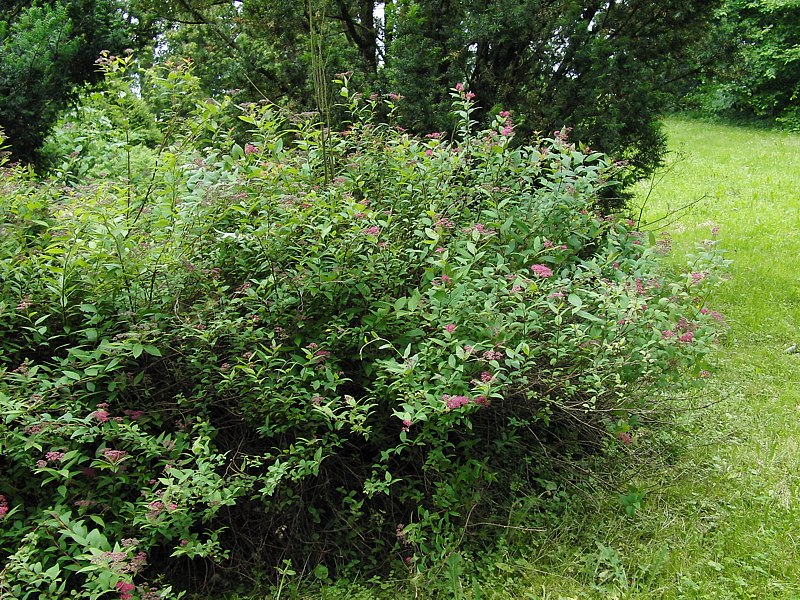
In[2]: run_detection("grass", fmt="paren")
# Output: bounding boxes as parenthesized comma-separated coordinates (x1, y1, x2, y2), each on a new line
(253, 118, 800, 599)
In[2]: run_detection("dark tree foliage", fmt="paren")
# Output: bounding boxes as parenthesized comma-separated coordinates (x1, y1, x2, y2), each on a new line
(0, 0, 153, 164)
(145, 0, 720, 180)
(383, 0, 721, 179)
(688, 0, 800, 129)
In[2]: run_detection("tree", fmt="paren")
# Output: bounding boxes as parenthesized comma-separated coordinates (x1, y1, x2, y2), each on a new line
(0, 1, 153, 164)
(147, 0, 719, 180)
(689, 0, 800, 129)
(383, 0, 721, 179)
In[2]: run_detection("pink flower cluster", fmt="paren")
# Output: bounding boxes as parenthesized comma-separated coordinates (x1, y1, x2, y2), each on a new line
(663, 315, 701, 342)
(362, 226, 381, 236)
(699, 307, 725, 323)
(15, 296, 33, 311)
(435, 216, 455, 228)
(116, 581, 136, 600)
(92, 550, 147, 575)
(45, 451, 66, 463)
(0, 495, 8, 519)
(498, 110, 514, 136)
(690, 271, 708, 284)
(91, 402, 111, 422)
(530, 264, 553, 278)
(482, 349, 504, 362)
(472, 223, 496, 235)
(433, 273, 452, 286)
(443, 394, 490, 410)
(102, 449, 129, 464)
(443, 394, 470, 410)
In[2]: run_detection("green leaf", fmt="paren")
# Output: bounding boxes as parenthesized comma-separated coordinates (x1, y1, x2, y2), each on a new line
(313, 564, 329, 580)
(567, 293, 583, 309)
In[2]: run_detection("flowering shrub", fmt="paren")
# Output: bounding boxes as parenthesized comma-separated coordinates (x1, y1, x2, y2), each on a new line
(0, 61, 728, 596)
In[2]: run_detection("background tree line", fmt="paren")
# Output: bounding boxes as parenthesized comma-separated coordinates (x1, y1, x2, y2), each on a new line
(1, 0, 797, 170)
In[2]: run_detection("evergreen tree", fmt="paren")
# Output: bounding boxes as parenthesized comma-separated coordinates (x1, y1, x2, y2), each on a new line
(0, 1, 153, 164)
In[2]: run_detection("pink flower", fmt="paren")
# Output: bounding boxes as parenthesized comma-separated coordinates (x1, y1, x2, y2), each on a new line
(91, 410, 110, 423)
(115, 581, 136, 600)
(617, 432, 632, 445)
(102, 449, 129, 464)
(499, 110, 510, 118)
(679, 331, 695, 343)
(45, 451, 66, 463)
(0, 495, 8, 519)
(473, 395, 490, 407)
(425, 149, 433, 156)
(244, 143, 259, 155)
(482, 350, 504, 361)
(661, 330, 675, 339)
(464, 92, 476, 100)
(530, 264, 553, 278)
(362, 226, 380, 236)
(312, 349, 330, 362)
(472, 223, 495, 234)
(435, 247, 446, 253)
(435, 216, 455, 228)
(480, 371, 493, 383)
(501, 125, 513, 136)
(444, 323, 456, 333)
(15, 298, 32, 311)
(443, 395, 470, 410)
(440, 274, 452, 285)
(455, 83, 465, 92)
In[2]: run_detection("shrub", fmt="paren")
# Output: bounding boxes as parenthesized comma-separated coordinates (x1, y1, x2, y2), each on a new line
(0, 61, 727, 597)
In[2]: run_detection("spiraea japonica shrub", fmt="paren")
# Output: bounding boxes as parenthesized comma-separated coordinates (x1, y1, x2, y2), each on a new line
(0, 60, 728, 597)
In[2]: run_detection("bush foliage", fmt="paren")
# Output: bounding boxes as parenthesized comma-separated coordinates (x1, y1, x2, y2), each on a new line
(0, 59, 727, 598)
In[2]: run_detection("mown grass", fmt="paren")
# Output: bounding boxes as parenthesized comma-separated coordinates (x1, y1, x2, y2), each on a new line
(255, 118, 800, 599)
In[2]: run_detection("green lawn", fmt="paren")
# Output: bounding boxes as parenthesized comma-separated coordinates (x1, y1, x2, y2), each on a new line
(267, 118, 800, 599)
